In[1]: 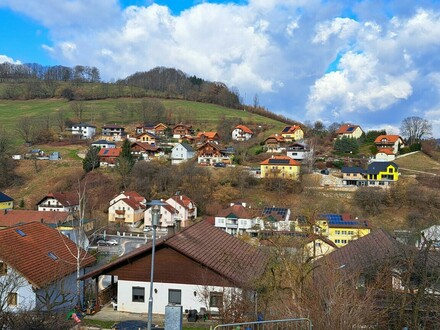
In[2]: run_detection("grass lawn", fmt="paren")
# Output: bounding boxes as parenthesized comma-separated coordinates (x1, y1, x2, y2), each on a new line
(395, 151, 440, 175)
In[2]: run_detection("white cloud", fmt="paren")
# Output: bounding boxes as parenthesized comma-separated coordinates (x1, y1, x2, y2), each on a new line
(0, 55, 21, 64)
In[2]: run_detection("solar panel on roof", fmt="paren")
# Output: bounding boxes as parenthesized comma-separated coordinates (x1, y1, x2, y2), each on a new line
(269, 159, 290, 164)
(347, 127, 355, 132)
(103, 149, 109, 155)
(282, 127, 290, 132)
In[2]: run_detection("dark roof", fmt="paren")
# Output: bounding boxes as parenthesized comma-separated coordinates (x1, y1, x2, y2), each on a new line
(367, 161, 398, 174)
(92, 139, 116, 145)
(80, 220, 267, 287)
(341, 166, 365, 174)
(177, 143, 194, 152)
(0, 222, 95, 289)
(0, 192, 13, 203)
(261, 207, 289, 221)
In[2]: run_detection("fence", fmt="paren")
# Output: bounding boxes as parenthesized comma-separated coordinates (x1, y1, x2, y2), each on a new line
(213, 318, 313, 330)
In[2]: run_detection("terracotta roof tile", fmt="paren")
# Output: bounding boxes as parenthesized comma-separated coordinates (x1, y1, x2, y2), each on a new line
(0, 222, 95, 289)
(0, 210, 70, 227)
(374, 135, 402, 144)
(98, 147, 122, 157)
(260, 155, 300, 166)
(336, 124, 361, 134)
(235, 125, 253, 134)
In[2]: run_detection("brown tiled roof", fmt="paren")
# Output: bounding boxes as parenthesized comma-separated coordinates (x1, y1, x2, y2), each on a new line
(168, 195, 194, 209)
(282, 125, 302, 133)
(264, 134, 285, 143)
(80, 220, 267, 287)
(235, 125, 253, 134)
(317, 229, 402, 273)
(131, 142, 159, 151)
(374, 135, 402, 144)
(162, 203, 178, 214)
(123, 191, 145, 203)
(36, 192, 79, 207)
(217, 204, 255, 219)
(120, 198, 145, 211)
(0, 210, 70, 227)
(0, 222, 95, 289)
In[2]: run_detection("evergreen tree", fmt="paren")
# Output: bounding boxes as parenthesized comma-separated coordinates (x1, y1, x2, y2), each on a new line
(334, 136, 359, 154)
(117, 139, 135, 189)
(83, 146, 100, 172)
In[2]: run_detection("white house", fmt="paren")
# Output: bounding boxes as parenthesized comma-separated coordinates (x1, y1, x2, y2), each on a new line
(108, 191, 146, 227)
(232, 125, 253, 141)
(144, 203, 178, 229)
(165, 195, 197, 227)
(36, 192, 79, 213)
(70, 123, 96, 140)
(286, 142, 312, 161)
(91, 140, 116, 149)
(0, 222, 95, 312)
(260, 206, 292, 231)
(420, 225, 440, 249)
(214, 202, 261, 236)
(170, 143, 195, 165)
(374, 148, 396, 161)
(79, 220, 267, 315)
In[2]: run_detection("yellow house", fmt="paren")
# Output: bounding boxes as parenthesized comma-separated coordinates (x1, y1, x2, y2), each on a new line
(0, 192, 13, 210)
(366, 162, 399, 182)
(336, 124, 364, 139)
(319, 214, 371, 247)
(281, 125, 304, 141)
(260, 155, 301, 180)
(136, 132, 158, 145)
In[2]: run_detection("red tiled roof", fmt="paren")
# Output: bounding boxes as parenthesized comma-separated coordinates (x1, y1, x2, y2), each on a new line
(0, 210, 70, 227)
(235, 125, 253, 134)
(336, 124, 361, 134)
(98, 147, 122, 157)
(282, 125, 302, 133)
(374, 135, 402, 144)
(196, 132, 219, 139)
(377, 148, 395, 155)
(36, 192, 79, 207)
(217, 204, 255, 219)
(120, 198, 145, 211)
(0, 222, 95, 289)
(168, 195, 194, 209)
(80, 221, 267, 287)
(260, 155, 301, 166)
(123, 191, 145, 203)
(264, 134, 285, 143)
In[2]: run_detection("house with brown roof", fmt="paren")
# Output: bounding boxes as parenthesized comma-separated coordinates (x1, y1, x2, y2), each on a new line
(79, 220, 267, 315)
(336, 124, 364, 139)
(98, 147, 122, 167)
(260, 155, 301, 180)
(130, 142, 162, 161)
(197, 142, 233, 165)
(108, 191, 146, 226)
(214, 202, 261, 236)
(135, 132, 159, 145)
(135, 123, 168, 136)
(0, 222, 95, 312)
(36, 192, 79, 213)
(144, 202, 179, 230)
(172, 124, 193, 139)
(375, 148, 396, 161)
(281, 125, 304, 142)
(232, 125, 253, 141)
(263, 134, 287, 153)
(374, 135, 404, 154)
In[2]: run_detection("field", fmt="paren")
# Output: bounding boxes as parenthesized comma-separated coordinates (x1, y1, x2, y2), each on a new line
(395, 151, 440, 175)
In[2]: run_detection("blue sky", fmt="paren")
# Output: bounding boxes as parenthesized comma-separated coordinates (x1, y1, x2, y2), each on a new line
(1, 0, 440, 137)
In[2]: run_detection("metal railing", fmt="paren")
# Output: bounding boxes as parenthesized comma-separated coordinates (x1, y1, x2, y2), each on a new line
(213, 318, 313, 330)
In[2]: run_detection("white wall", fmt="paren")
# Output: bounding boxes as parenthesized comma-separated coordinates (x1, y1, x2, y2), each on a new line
(117, 280, 229, 314)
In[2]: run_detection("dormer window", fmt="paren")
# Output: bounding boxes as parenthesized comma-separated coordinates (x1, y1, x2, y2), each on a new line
(48, 252, 58, 261)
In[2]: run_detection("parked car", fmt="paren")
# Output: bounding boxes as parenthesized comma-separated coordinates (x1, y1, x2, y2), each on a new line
(97, 239, 118, 246)
(213, 162, 226, 168)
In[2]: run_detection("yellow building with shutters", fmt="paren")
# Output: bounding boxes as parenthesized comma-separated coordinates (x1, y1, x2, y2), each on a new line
(0, 192, 13, 210)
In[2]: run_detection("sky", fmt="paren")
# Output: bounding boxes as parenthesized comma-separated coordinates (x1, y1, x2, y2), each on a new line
(1, 0, 440, 137)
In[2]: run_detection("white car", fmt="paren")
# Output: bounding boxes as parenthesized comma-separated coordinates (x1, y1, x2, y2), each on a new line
(97, 239, 118, 246)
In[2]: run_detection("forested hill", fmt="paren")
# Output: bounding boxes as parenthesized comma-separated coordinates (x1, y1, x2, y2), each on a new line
(0, 62, 298, 125)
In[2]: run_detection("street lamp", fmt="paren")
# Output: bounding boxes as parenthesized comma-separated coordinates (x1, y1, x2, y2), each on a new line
(147, 200, 166, 330)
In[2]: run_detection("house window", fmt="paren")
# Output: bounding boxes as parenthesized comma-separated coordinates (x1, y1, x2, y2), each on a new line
(168, 289, 181, 304)
(335, 230, 341, 235)
(209, 292, 223, 308)
(335, 239, 341, 244)
(0, 262, 7, 275)
(389, 167, 393, 173)
(7, 292, 17, 306)
(132, 287, 145, 302)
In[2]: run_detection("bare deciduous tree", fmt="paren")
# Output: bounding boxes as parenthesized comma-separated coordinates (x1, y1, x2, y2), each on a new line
(400, 116, 432, 146)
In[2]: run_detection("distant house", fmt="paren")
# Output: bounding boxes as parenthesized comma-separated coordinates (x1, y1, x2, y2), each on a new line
(420, 225, 440, 249)
(197, 142, 233, 165)
(318, 213, 371, 247)
(49, 152, 61, 161)
(170, 143, 195, 165)
(0, 192, 13, 210)
(281, 125, 304, 142)
(165, 194, 197, 228)
(336, 124, 364, 139)
(130, 142, 162, 161)
(214, 202, 260, 236)
(69, 123, 96, 140)
(196, 132, 220, 144)
(375, 148, 396, 161)
(98, 147, 122, 167)
(108, 191, 146, 227)
(263, 134, 287, 153)
(286, 142, 312, 161)
(136, 123, 168, 136)
(374, 135, 404, 154)
(232, 125, 253, 141)
(36, 192, 79, 213)
(0, 222, 95, 312)
(136, 132, 159, 145)
(144, 202, 179, 230)
(102, 124, 126, 142)
(260, 155, 301, 180)
(260, 206, 292, 231)
(341, 161, 399, 187)
(79, 221, 267, 315)
(173, 124, 193, 139)
(91, 140, 116, 149)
